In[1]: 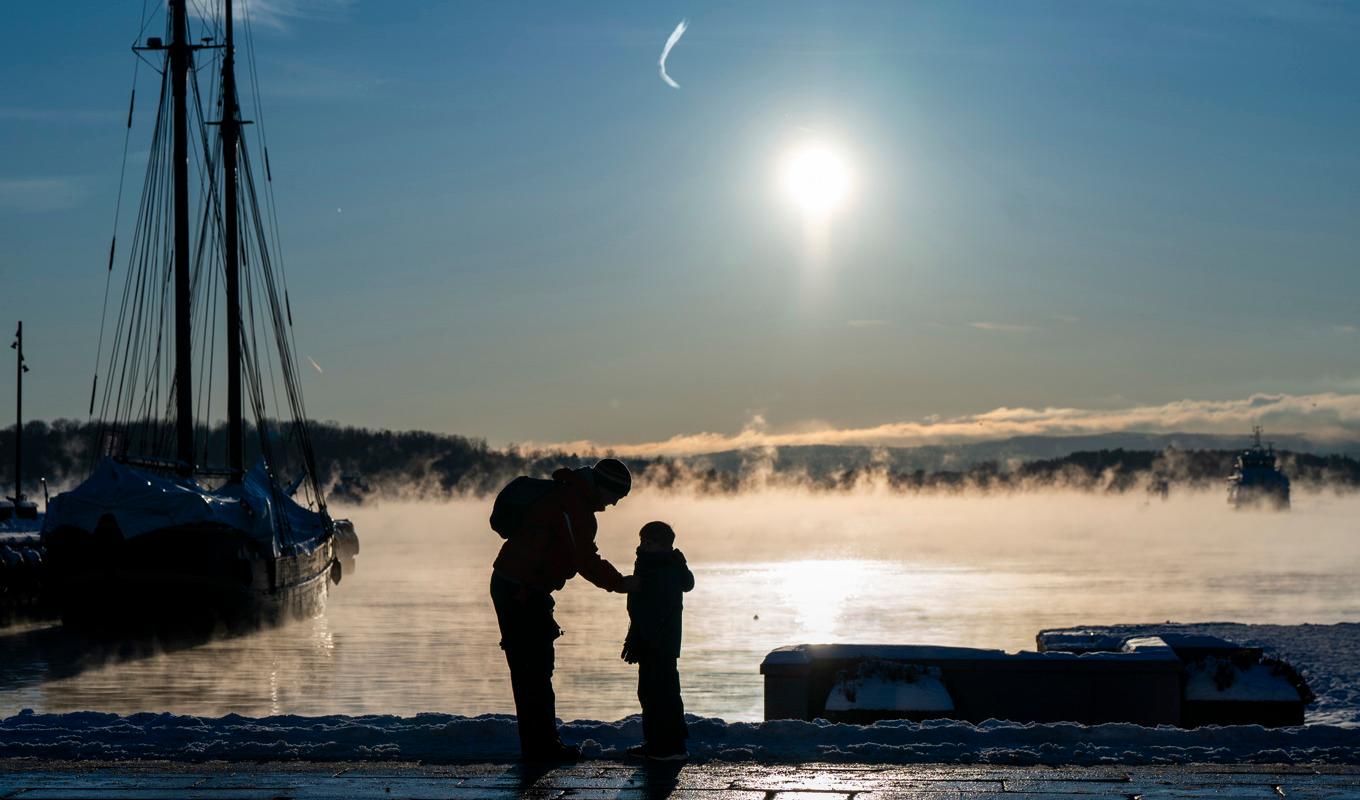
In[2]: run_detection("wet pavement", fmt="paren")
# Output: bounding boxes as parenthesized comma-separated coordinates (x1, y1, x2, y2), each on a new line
(1, 760, 1359, 799)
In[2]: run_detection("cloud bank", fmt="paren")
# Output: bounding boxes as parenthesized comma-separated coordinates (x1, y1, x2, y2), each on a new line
(539, 392, 1360, 457)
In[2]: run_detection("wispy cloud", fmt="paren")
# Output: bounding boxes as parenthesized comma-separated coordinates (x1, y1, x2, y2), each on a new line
(847, 319, 890, 329)
(536, 392, 1360, 456)
(199, 0, 355, 31)
(0, 107, 116, 125)
(659, 19, 688, 89)
(0, 178, 90, 212)
(1333, 324, 1358, 335)
(258, 58, 387, 100)
(970, 321, 1037, 333)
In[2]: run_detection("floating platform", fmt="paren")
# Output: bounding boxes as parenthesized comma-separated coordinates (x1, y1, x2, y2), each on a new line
(761, 630, 1311, 727)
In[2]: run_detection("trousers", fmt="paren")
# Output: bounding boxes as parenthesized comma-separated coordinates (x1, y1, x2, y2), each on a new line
(637, 657, 687, 751)
(490, 573, 561, 755)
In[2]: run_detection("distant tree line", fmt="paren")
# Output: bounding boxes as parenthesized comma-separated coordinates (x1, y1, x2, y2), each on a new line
(3, 420, 1359, 501)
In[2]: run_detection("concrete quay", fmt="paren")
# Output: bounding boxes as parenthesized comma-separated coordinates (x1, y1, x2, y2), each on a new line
(1, 760, 1359, 799)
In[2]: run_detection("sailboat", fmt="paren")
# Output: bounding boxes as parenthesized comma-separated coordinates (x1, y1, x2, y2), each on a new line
(42, 0, 358, 631)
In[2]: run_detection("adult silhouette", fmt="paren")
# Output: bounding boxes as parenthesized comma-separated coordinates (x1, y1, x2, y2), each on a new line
(489, 458, 635, 760)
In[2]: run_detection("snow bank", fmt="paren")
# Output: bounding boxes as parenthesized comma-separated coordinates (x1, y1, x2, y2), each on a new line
(1, 709, 1357, 765)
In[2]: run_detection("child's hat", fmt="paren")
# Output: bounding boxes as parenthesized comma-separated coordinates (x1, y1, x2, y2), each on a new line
(640, 521, 675, 546)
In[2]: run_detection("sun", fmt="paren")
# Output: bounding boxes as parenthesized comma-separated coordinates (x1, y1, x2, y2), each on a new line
(780, 142, 853, 221)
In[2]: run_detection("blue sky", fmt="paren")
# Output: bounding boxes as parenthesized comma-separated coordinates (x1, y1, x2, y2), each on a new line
(2, 1, 1359, 451)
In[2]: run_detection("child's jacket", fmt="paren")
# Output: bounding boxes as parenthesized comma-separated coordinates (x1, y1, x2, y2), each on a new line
(621, 548, 695, 663)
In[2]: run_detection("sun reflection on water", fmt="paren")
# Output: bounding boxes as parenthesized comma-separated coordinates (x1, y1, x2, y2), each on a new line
(776, 559, 870, 642)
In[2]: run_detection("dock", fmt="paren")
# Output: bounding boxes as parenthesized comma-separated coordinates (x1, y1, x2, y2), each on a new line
(1, 760, 1358, 799)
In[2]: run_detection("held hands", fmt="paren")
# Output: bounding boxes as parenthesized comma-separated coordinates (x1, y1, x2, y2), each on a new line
(620, 574, 640, 593)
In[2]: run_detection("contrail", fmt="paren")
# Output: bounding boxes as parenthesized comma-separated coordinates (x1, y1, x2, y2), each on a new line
(659, 19, 688, 89)
(307, 355, 324, 374)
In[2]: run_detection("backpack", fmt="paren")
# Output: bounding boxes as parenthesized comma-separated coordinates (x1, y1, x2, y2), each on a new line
(489, 476, 559, 539)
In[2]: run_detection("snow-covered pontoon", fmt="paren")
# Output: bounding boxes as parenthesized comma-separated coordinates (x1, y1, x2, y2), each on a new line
(762, 630, 1312, 728)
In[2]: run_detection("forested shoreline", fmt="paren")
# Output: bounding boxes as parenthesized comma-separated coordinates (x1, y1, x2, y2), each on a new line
(4, 419, 1359, 501)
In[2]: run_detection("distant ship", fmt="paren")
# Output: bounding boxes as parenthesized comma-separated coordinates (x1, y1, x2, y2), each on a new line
(1227, 427, 1290, 511)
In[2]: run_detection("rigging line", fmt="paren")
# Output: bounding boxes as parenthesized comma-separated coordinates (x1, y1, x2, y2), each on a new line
(239, 154, 287, 443)
(242, 219, 285, 444)
(189, 76, 220, 304)
(199, 263, 220, 465)
(239, 2, 325, 515)
(239, 13, 308, 468)
(132, 6, 173, 74)
(134, 0, 157, 47)
(193, 137, 226, 461)
(245, 174, 325, 514)
(135, 117, 174, 456)
(240, 265, 283, 534)
(196, 206, 224, 455)
(192, 190, 217, 435)
(101, 76, 169, 454)
(92, 51, 144, 417)
(240, 1, 293, 335)
(189, 63, 233, 463)
(134, 178, 172, 434)
(109, 19, 176, 451)
(101, 97, 163, 449)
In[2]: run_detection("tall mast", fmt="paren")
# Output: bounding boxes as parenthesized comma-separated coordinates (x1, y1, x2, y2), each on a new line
(170, 0, 195, 475)
(11, 322, 23, 503)
(222, 0, 244, 481)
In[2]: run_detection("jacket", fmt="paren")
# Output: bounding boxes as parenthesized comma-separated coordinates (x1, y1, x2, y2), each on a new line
(622, 548, 695, 662)
(492, 467, 627, 593)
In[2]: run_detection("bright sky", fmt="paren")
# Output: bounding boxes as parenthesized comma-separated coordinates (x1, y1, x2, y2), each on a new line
(2, 1, 1359, 451)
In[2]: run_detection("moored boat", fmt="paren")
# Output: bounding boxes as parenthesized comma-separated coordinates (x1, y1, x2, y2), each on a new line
(1227, 427, 1290, 511)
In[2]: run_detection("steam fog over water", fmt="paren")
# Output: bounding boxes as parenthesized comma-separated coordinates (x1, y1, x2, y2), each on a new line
(4, 490, 1359, 722)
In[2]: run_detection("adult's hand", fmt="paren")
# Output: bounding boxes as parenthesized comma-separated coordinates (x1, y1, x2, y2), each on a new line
(620, 574, 640, 593)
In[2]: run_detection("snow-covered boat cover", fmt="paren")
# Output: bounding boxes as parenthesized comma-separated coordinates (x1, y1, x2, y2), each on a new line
(0, 514, 44, 536)
(43, 459, 327, 558)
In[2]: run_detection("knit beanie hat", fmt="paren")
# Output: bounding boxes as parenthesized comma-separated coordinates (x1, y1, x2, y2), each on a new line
(639, 521, 675, 547)
(593, 458, 632, 497)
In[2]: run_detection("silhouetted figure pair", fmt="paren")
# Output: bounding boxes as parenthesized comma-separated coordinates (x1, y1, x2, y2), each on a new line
(489, 461, 695, 763)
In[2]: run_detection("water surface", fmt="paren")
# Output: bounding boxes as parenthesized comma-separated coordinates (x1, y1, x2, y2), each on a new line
(3, 490, 1358, 721)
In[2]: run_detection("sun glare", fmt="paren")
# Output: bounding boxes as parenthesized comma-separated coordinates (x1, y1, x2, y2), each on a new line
(780, 142, 853, 221)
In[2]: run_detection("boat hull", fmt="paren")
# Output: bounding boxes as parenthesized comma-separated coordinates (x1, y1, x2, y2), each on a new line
(1227, 481, 1290, 511)
(43, 521, 334, 634)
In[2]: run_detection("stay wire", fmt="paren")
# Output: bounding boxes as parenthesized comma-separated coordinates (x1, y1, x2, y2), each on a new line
(92, 49, 144, 419)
